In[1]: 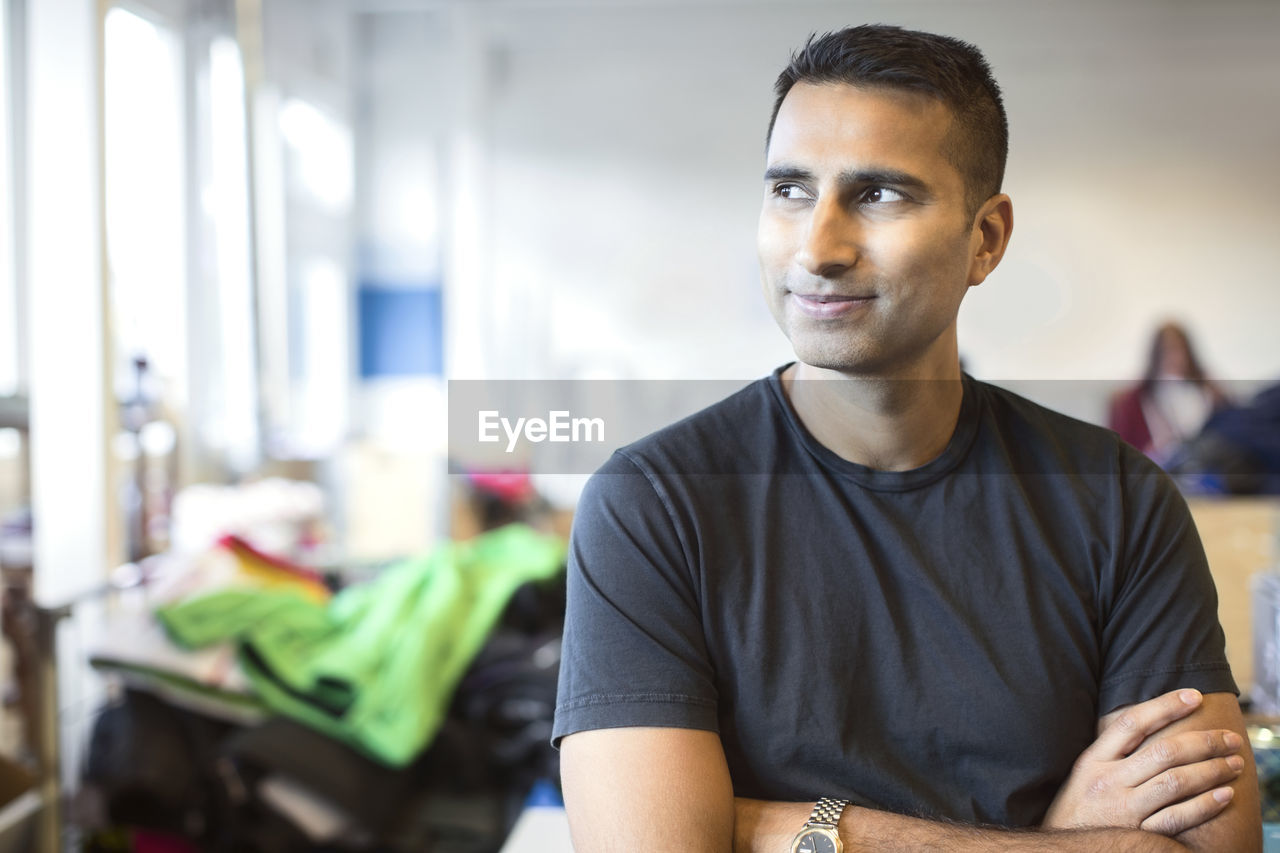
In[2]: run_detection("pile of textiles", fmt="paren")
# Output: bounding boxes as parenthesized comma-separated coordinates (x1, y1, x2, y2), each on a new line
(84, 524, 568, 851)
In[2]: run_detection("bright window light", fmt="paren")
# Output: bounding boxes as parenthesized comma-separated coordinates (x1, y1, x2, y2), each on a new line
(293, 256, 348, 455)
(207, 35, 259, 470)
(104, 8, 186, 401)
(0, 0, 17, 396)
(0, 428, 20, 459)
(278, 98, 353, 212)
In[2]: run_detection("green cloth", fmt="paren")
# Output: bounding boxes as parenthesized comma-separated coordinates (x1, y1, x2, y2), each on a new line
(156, 524, 566, 766)
(158, 588, 328, 649)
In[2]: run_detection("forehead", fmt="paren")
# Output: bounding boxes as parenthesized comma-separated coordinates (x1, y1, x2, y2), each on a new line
(767, 82, 959, 180)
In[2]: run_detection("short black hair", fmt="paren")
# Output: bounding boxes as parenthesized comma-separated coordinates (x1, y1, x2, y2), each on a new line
(768, 25, 1008, 217)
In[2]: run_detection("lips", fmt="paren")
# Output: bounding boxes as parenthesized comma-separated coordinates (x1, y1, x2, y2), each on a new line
(790, 292, 875, 319)
(797, 294, 866, 302)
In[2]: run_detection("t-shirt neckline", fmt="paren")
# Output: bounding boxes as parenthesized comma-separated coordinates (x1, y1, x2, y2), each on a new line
(765, 363, 982, 492)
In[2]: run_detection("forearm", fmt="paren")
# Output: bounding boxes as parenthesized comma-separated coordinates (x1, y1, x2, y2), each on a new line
(733, 799, 1188, 853)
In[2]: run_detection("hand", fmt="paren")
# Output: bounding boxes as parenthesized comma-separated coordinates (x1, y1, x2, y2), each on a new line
(1043, 688, 1245, 836)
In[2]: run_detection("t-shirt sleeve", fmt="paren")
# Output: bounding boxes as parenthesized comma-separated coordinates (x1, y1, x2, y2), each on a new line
(552, 451, 719, 747)
(1097, 448, 1238, 715)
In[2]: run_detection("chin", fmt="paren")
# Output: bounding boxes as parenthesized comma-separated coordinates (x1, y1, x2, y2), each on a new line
(783, 319, 875, 369)
(790, 343, 877, 375)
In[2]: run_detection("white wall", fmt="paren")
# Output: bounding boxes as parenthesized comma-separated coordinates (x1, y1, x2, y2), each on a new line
(357, 0, 1280, 401)
(964, 1, 1280, 385)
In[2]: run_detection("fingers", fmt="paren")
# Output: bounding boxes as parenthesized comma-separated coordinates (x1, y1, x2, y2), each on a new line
(1139, 785, 1236, 837)
(1130, 755, 1245, 825)
(1121, 729, 1244, 787)
(1090, 689, 1204, 760)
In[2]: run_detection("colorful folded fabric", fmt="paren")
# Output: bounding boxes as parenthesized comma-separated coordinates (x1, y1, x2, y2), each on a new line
(156, 524, 566, 766)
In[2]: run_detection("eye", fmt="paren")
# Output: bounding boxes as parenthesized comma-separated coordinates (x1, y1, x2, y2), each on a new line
(774, 183, 814, 201)
(860, 186, 908, 205)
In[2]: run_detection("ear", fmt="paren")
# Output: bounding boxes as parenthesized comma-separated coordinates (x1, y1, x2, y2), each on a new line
(967, 193, 1013, 287)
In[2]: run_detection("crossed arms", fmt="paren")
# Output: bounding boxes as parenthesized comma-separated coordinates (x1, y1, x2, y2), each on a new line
(562, 689, 1261, 852)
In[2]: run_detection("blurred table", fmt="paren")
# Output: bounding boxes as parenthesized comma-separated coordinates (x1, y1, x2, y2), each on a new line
(499, 805, 572, 853)
(1187, 496, 1280, 690)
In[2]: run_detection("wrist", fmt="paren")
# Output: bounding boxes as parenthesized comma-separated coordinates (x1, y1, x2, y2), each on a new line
(731, 799, 828, 853)
(789, 797, 851, 852)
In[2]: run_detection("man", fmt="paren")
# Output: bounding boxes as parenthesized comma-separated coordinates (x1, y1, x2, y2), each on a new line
(554, 25, 1260, 851)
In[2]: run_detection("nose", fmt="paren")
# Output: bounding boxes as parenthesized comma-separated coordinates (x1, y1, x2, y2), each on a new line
(796, 196, 858, 278)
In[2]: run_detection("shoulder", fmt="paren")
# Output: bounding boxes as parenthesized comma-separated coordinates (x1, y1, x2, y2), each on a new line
(604, 373, 784, 478)
(973, 379, 1143, 473)
(973, 380, 1191, 532)
(573, 373, 790, 564)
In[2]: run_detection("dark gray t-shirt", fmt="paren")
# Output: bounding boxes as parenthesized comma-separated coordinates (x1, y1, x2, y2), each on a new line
(552, 367, 1236, 827)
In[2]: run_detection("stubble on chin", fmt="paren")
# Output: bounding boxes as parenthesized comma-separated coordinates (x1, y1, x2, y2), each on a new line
(785, 323, 884, 375)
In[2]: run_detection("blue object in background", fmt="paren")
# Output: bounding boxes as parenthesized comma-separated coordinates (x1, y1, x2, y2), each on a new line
(524, 778, 564, 808)
(358, 284, 443, 377)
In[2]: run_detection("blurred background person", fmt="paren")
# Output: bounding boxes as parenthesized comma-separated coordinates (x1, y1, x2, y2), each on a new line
(1109, 321, 1229, 466)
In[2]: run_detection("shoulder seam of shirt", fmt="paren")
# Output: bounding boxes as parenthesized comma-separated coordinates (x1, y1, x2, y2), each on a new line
(556, 692, 718, 711)
(614, 447, 697, 573)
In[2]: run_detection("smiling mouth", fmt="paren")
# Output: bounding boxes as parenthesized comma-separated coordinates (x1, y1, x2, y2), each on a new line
(790, 292, 875, 318)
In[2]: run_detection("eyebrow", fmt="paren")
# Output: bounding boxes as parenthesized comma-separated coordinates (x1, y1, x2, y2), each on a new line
(763, 164, 930, 193)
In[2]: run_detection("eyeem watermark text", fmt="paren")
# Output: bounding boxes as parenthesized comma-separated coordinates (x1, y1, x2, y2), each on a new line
(478, 410, 605, 453)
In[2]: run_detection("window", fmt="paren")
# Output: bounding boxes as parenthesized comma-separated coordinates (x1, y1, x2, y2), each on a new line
(103, 7, 186, 404)
(0, 0, 18, 397)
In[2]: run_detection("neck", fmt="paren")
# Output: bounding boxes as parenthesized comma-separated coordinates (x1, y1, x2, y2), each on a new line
(782, 359, 965, 471)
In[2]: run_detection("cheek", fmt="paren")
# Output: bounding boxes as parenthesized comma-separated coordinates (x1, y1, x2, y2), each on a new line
(756, 215, 793, 282)
(878, 223, 972, 280)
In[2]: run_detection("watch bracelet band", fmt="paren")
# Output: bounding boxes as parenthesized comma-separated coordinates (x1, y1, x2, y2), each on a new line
(806, 797, 850, 828)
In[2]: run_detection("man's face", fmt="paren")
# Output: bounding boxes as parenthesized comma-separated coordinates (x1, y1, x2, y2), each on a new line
(758, 82, 983, 377)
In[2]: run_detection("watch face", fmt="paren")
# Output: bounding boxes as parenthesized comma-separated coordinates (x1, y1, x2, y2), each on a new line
(794, 829, 839, 853)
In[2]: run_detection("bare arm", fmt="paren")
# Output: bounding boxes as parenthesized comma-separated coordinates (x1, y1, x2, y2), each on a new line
(1165, 694, 1260, 851)
(562, 727, 734, 852)
(1065, 692, 1260, 853)
(563, 727, 1193, 853)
